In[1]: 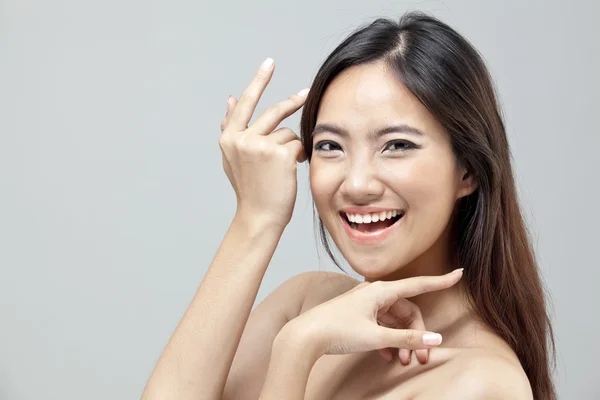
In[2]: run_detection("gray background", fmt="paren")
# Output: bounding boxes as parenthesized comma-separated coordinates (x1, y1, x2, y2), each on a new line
(1, 0, 598, 399)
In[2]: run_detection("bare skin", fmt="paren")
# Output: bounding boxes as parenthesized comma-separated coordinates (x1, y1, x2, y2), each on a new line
(141, 58, 532, 400)
(298, 274, 529, 400)
(223, 270, 530, 400)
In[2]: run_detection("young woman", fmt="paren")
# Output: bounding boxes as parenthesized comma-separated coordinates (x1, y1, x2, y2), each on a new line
(141, 12, 556, 400)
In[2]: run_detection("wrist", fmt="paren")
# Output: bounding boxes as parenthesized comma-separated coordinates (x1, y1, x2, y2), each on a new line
(273, 321, 326, 362)
(232, 210, 287, 239)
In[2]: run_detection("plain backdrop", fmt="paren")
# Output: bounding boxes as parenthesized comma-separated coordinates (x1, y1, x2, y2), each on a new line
(1, 0, 598, 399)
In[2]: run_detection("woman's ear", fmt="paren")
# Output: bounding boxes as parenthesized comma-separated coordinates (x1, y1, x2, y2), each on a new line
(456, 167, 478, 199)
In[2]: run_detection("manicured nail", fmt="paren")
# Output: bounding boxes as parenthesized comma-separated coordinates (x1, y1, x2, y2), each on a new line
(423, 333, 442, 346)
(297, 88, 310, 97)
(261, 57, 274, 70)
(453, 268, 464, 274)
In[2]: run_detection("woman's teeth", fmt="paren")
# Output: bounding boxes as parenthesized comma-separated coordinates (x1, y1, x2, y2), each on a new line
(345, 210, 401, 224)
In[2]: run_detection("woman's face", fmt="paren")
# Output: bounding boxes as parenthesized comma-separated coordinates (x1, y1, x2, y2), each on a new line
(309, 61, 475, 280)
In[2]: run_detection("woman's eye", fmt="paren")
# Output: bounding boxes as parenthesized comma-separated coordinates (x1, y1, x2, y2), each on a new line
(384, 140, 417, 152)
(314, 140, 342, 152)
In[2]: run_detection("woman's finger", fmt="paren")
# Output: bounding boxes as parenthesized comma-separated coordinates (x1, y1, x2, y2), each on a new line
(413, 333, 429, 365)
(373, 271, 462, 362)
(377, 328, 443, 350)
(376, 269, 463, 306)
(283, 139, 307, 163)
(268, 127, 300, 145)
(378, 348, 393, 362)
(221, 96, 239, 133)
(375, 318, 394, 362)
(399, 348, 411, 365)
(378, 298, 428, 365)
(392, 300, 429, 365)
(226, 58, 275, 132)
(248, 89, 309, 136)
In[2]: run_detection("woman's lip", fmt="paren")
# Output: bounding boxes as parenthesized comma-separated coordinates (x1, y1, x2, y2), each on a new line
(341, 206, 403, 214)
(340, 213, 403, 245)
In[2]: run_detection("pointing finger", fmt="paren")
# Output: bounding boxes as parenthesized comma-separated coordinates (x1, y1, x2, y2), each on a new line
(227, 57, 275, 132)
(377, 269, 464, 306)
(248, 89, 309, 136)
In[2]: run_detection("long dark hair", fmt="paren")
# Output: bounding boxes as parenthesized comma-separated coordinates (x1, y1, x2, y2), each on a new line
(300, 11, 555, 399)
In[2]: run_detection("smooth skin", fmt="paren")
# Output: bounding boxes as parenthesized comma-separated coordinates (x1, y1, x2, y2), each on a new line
(141, 58, 532, 400)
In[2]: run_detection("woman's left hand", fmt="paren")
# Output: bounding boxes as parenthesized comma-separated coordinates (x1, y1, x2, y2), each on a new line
(279, 269, 464, 365)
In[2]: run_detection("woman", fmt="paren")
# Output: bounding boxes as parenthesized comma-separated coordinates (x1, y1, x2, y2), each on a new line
(141, 12, 556, 400)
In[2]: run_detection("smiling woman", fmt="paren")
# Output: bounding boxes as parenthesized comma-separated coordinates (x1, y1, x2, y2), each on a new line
(141, 11, 556, 400)
(301, 12, 555, 399)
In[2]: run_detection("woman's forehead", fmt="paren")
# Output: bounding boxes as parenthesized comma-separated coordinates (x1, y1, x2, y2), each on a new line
(316, 63, 445, 139)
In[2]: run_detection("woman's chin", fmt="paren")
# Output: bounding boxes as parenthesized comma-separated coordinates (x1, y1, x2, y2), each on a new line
(346, 256, 407, 281)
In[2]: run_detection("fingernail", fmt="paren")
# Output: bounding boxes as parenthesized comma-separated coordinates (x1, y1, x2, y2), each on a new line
(261, 57, 274, 70)
(454, 268, 464, 274)
(423, 333, 442, 346)
(297, 88, 310, 97)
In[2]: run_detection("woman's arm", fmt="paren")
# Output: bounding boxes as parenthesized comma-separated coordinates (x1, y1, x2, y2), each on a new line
(141, 215, 283, 400)
(223, 271, 359, 400)
(141, 57, 309, 400)
(258, 324, 324, 400)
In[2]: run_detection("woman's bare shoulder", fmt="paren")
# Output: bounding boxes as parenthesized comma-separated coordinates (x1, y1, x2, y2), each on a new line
(411, 342, 532, 400)
(428, 349, 532, 399)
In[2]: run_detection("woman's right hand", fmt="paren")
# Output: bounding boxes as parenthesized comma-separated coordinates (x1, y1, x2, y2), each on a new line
(219, 57, 309, 231)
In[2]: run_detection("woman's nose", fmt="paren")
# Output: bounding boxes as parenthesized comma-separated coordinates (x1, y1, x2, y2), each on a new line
(339, 162, 385, 203)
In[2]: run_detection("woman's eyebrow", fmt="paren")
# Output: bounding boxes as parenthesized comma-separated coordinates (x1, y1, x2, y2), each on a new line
(311, 123, 424, 139)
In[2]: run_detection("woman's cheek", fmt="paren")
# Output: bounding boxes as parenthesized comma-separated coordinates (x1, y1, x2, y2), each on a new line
(392, 158, 457, 224)
(310, 160, 338, 209)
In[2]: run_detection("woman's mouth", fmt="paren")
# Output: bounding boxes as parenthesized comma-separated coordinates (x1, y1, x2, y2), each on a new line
(339, 209, 404, 245)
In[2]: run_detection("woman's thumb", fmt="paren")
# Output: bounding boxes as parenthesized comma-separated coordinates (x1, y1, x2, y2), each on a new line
(378, 327, 443, 350)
